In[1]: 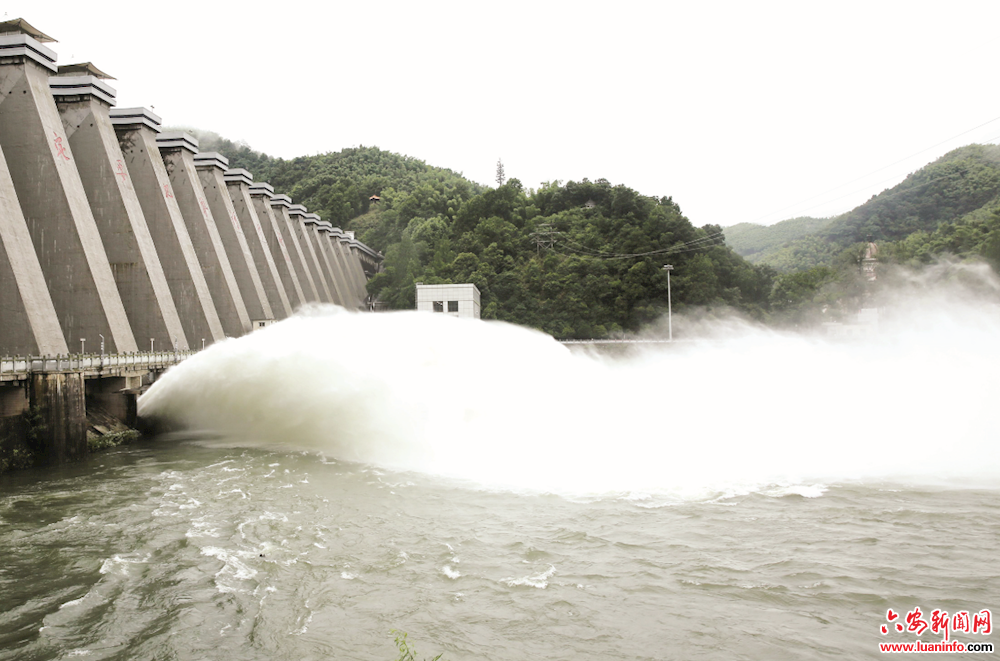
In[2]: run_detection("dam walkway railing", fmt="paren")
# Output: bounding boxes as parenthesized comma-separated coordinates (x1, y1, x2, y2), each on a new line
(558, 339, 677, 345)
(0, 351, 196, 383)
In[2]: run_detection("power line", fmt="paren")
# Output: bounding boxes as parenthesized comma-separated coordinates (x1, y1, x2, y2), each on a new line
(728, 144, 993, 229)
(528, 223, 558, 254)
(554, 231, 726, 260)
(784, 165, 966, 218)
(527, 131, 988, 262)
(538, 157, 971, 263)
(745, 112, 1000, 225)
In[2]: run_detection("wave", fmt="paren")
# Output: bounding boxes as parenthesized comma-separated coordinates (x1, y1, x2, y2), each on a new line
(139, 280, 1000, 498)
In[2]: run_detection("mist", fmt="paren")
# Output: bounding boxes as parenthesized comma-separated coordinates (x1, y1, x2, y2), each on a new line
(138, 267, 1000, 500)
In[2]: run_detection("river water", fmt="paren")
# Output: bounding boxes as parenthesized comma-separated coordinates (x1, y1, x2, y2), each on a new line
(1, 283, 998, 660)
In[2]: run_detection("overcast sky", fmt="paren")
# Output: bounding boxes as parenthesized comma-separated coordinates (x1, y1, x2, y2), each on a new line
(11, 1, 1000, 228)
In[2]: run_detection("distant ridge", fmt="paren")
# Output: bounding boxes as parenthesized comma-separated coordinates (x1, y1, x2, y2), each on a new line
(725, 144, 1000, 271)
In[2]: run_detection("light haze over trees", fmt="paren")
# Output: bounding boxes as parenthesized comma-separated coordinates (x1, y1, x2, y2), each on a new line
(203, 131, 1000, 336)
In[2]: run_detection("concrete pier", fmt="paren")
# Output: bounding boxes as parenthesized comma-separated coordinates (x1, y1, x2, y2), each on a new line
(331, 226, 371, 309)
(347, 232, 368, 302)
(305, 215, 344, 306)
(329, 228, 360, 303)
(0, 139, 68, 356)
(158, 134, 250, 337)
(345, 237, 374, 304)
(51, 69, 190, 351)
(30, 372, 87, 465)
(225, 170, 291, 318)
(250, 183, 305, 309)
(0, 27, 138, 353)
(271, 195, 320, 302)
(316, 222, 352, 307)
(2, 350, 191, 469)
(334, 230, 368, 306)
(289, 204, 334, 303)
(112, 108, 226, 347)
(194, 153, 273, 322)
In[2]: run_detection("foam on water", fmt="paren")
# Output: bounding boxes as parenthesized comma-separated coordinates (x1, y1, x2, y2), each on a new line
(138, 270, 1000, 499)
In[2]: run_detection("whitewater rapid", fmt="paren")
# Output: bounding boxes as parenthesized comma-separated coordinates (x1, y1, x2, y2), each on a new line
(138, 283, 1000, 500)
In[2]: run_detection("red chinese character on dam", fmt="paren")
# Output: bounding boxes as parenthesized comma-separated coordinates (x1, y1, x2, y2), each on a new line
(199, 198, 211, 217)
(53, 132, 71, 161)
(163, 183, 174, 199)
(115, 160, 128, 183)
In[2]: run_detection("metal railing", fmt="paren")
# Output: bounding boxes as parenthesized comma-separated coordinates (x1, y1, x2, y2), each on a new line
(558, 339, 676, 344)
(0, 350, 196, 381)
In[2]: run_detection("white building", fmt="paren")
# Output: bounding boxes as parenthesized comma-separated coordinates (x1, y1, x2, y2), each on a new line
(416, 283, 481, 319)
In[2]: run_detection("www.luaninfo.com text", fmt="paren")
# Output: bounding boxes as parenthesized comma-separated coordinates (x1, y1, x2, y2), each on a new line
(880, 640, 994, 653)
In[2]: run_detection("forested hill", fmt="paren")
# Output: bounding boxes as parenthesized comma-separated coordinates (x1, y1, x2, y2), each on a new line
(183, 130, 487, 229)
(362, 178, 776, 338)
(725, 144, 1000, 271)
(169, 132, 777, 336)
(725, 216, 833, 267)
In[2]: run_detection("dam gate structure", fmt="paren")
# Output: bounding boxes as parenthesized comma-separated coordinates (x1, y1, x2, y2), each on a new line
(0, 18, 382, 470)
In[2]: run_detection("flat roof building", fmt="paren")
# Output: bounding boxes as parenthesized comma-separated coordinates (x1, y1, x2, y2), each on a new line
(416, 283, 480, 319)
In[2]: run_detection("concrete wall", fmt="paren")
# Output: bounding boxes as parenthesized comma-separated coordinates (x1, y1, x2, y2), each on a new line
(53, 80, 190, 351)
(0, 140, 68, 356)
(306, 219, 344, 307)
(160, 137, 251, 337)
(0, 43, 137, 353)
(290, 207, 334, 303)
(113, 112, 226, 348)
(0, 20, 388, 470)
(272, 197, 320, 303)
(251, 185, 305, 309)
(339, 240, 369, 306)
(0, 22, 381, 358)
(226, 171, 291, 318)
(318, 227, 353, 308)
(195, 154, 273, 322)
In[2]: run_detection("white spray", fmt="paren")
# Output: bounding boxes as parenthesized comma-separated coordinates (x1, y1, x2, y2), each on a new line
(139, 269, 1000, 499)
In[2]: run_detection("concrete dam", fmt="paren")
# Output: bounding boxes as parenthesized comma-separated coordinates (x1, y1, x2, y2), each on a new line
(0, 18, 382, 467)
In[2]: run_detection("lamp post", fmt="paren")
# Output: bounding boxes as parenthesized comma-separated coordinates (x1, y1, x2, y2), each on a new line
(662, 264, 674, 342)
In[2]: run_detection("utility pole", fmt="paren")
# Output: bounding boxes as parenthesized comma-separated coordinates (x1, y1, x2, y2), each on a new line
(662, 264, 674, 342)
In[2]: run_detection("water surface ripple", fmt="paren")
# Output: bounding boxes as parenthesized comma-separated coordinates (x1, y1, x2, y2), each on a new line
(1, 441, 996, 660)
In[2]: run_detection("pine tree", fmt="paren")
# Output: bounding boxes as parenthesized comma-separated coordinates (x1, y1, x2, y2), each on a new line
(496, 158, 505, 187)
